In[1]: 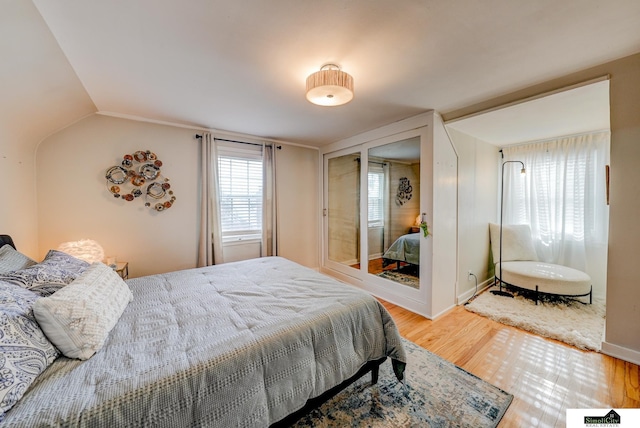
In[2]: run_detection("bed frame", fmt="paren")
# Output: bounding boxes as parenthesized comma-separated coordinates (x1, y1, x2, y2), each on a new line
(0, 235, 15, 249)
(271, 357, 386, 427)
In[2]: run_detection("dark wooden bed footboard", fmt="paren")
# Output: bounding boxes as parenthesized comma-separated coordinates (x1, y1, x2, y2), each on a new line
(270, 357, 387, 427)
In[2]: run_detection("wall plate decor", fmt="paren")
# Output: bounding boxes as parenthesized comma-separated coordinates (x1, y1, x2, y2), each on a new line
(395, 177, 412, 205)
(105, 150, 176, 212)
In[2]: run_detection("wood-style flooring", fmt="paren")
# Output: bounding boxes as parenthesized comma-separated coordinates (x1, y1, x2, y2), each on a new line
(380, 297, 640, 427)
(351, 258, 418, 276)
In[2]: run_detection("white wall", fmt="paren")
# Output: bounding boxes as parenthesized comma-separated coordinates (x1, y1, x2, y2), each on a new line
(446, 127, 500, 301)
(36, 114, 320, 277)
(430, 113, 458, 317)
(274, 143, 320, 269)
(0, 0, 95, 256)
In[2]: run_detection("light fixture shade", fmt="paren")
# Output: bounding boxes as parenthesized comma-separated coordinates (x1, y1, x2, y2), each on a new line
(306, 64, 354, 106)
(57, 239, 105, 264)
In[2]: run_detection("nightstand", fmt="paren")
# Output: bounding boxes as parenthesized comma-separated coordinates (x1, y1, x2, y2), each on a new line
(115, 262, 129, 279)
(410, 226, 420, 233)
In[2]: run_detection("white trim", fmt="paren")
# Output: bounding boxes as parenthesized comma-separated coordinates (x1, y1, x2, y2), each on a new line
(457, 277, 493, 305)
(96, 111, 319, 150)
(443, 75, 610, 125)
(222, 234, 261, 244)
(320, 111, 432, 155)
(600, 341, 640, 365)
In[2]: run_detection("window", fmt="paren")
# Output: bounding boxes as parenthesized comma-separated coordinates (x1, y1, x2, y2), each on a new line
(368, 168, 385, 227)
(218, 148, 263, 237)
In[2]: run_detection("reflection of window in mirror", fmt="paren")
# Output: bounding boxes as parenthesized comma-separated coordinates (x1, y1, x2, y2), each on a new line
(367, 137, 421, 289)
(368, 165, 385, 228)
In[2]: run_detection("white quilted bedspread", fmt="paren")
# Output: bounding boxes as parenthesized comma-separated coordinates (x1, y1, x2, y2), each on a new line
(4, 257, 406, 427)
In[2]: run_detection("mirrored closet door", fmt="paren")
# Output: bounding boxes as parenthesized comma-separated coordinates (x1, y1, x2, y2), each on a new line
(366, 136, 422, 290)
(322, 113, 457, 319)
(324, 149, 361, 275)
(323, 127, 432, 306)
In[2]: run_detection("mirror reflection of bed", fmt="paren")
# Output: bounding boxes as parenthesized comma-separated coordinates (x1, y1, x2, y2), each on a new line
(367, 137, 421, 289)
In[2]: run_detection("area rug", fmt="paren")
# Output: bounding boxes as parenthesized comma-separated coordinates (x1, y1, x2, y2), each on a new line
(292, 338, 513, 427)
(377, 271, 419, 289)
(464, 285, 605, 351)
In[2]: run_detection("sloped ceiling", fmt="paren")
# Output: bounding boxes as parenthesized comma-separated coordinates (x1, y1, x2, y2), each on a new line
(28, 0, 640, 146)
(0, 1, 95, 151)
(447, 79, 611, 146)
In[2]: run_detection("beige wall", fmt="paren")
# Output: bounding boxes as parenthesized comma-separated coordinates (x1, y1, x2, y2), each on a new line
(275, 143, 320, 269)
(0, 136, 39, 257)
(389, 163, 420, 242)
(445, 52, 640, 362)
(36, 114, 319, 277)
(0, 0, 95, 256)
(447, 127, 500, 299)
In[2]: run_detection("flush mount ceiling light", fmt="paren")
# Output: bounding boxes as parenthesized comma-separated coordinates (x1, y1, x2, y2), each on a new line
(306, 64, 354, 106)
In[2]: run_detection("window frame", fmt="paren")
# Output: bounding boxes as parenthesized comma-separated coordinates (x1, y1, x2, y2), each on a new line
(367, 166, 385, 228)
(217, 144, 263, 241)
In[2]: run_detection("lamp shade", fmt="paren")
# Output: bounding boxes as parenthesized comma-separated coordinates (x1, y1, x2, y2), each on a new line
(57, 239, 105, 263)
(306, 64, 354, 106)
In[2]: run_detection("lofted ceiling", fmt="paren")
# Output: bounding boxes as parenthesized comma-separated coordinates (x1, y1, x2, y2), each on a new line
(31, 0, 640, 147)
(446, 79, 611, 146)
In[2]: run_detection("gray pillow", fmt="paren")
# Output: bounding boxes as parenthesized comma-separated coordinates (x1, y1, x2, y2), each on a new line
(0, 245, 37, 274)
(0, 280, 60, 420)
(0, 250, 90, 297)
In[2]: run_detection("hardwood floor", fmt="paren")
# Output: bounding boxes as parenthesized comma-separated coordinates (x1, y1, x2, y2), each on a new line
(351, 258, 418, 276)
(380, 298, 640, 427)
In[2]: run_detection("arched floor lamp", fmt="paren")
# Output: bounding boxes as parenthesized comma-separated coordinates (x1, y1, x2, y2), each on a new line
(492, 160, 526, 297)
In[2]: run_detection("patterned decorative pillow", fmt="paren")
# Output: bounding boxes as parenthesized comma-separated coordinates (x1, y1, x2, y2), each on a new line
(0, 250, 90, 297)
(33, 262, 133, 360)
(0, 245, 36, 274)
(0, 281, 60, 421)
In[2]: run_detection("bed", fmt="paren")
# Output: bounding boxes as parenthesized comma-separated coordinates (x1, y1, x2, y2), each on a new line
(0, 235, 406, 427)
(382, 232, 420, 269)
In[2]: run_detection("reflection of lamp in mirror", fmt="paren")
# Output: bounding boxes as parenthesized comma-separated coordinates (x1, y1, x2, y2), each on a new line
(492, 160, 526, 297)
(57, 239, 105, 263)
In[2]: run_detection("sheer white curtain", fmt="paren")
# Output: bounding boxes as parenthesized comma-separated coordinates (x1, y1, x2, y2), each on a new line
(197, 133, 224, 267)
(502, 131, 610, 293)
(261, 144, 278, 257)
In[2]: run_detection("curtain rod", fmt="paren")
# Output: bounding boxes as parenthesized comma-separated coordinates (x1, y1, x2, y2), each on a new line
(195, 134, 281, 150)
(354, 157, 387, 166)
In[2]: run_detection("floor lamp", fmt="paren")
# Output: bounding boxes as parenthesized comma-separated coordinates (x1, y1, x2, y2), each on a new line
(492, 160, 526, 297)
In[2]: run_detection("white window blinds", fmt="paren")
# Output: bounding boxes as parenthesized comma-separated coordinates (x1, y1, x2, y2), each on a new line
(218, 151, 263, 235)
(368, 167, 385, 227)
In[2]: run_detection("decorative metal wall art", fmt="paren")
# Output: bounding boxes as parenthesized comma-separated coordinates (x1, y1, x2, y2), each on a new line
(105, 150, 176, 212)
(395, 177, 413, 205)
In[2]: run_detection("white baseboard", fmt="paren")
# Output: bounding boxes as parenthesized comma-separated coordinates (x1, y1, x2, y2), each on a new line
(457, 277, 494, 305)
(601, 341, 640, 365)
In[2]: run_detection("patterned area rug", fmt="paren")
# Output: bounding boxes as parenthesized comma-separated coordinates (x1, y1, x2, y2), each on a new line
(465, 285, 605, 351)
(292, 338, 513, 427)
(377, 271, 419, 289)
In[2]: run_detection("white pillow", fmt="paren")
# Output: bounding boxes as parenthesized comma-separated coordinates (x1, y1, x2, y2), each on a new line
(489, 223, 538, 263)
(33, 262, 133, 360)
